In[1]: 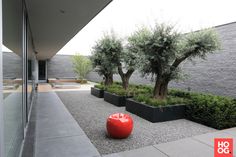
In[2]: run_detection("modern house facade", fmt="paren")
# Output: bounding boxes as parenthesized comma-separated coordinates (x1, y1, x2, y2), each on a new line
(0, 0, 112, 157)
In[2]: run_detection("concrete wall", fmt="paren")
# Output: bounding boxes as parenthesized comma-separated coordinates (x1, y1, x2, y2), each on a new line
(2, 52, 22, 79)
(169, 22, 236, 97)
(47, 55, 76, 78)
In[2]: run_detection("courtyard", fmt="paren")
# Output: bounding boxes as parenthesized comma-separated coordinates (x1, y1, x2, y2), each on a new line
(24, 83, 235, 157)
(56, 90, 215, 155)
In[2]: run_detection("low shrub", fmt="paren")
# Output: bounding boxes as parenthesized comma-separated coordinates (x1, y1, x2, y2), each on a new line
(186, 93, 236, 129)
(93, 82, 236, 129)
(94, 82, 152, 97)
(107, 87, 131, 96)
(169, 89, 192, 98)
(94, 84, 105, 90)
(106, 84, 150, 97)
(133, 88, 236, 129)
(133, 94, 189, 107)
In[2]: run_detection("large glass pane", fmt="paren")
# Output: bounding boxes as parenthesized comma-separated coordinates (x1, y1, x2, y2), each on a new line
(2, 0, 24, 156)
(27, 22, 36, 115)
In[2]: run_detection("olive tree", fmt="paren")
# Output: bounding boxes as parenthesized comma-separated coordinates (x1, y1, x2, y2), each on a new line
(136, 24, 220, 100)
(117, 29, 151, 89)
(91, 33, 122, 86)
(117, 49, 137, 89)
(72, 54, 92, 80)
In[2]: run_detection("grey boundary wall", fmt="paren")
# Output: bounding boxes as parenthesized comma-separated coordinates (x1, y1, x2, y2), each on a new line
(47, 55, 76, 78)
(3, 22, 236, 98)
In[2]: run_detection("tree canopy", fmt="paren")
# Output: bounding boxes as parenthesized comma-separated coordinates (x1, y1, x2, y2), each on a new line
(72, 54, 92, 80)
(91, 24, 220, 99)
(134, 24, 220, 99)
(91, 33, 123, 85)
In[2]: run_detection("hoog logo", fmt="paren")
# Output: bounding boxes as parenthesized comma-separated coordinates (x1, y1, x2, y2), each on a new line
(214, 138, 233, 157)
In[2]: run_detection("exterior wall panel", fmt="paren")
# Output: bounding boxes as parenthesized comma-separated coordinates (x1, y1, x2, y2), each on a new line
(47, 55, 76, 79)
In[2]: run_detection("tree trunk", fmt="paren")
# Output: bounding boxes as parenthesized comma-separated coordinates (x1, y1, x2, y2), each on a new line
(153, 78, 169, 100)
(118, 65, 134, 90)
(104, 74, 113, 86)
(121, 76, 130, 90)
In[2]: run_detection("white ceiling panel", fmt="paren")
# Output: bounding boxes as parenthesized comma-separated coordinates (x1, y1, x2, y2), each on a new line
(25, 0, 112, 60)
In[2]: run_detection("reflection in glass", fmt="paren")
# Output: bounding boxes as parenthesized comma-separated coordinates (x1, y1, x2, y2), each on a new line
(27, 23, 36, 115)
(3, 51, 23, 157)
(2, 0, 24, 156)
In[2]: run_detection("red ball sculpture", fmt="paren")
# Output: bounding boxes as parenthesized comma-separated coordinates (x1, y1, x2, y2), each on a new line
(106, 113, 133, 139)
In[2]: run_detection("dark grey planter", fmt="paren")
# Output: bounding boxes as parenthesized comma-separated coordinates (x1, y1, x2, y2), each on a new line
(126, 99, 186, 122)
(104, 91, 132, 107)
(91, 87, 104, 98)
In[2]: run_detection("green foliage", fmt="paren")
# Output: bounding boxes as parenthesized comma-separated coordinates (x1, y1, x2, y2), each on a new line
(94, 84, 105, 90)
(134, 24, 220, 81)
(72, 54, 92, 80)
(133, 94, 189, 107)
(93, 82, 235, 129)
(186, 94, 236, 129)
(129, 23, 220, 99)
(136, 24, 180, 79)
(124, 28, 151, 70)
(178, 29, 220, 60)
(94, 82, 152, 96)
(169, 89, 236, 129)
(91, 32, 123, 77)
(168, 89, 193, 98)
(133, 87, 236, 129)
(106, 84, 137, 96)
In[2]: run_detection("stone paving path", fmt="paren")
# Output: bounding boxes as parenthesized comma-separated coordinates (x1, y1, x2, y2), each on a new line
(33, 92, 100, 157)
(56, 90, 217, 155)
(103, 127, 236, 157)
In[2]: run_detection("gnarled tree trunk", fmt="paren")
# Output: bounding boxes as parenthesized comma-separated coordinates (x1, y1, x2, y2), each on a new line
(104, 73, 113, 86)
(153, 78, 169, 100)
(118, 65, 134, 90)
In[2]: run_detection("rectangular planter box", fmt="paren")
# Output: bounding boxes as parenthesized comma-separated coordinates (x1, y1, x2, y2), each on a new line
(104, 91, 132, 107)
(126, 99, 186, 122)
(91, 87, 104, 98)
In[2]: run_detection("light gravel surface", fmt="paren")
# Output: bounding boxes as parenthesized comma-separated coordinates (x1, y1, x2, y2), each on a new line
(56, 91, 216, 155)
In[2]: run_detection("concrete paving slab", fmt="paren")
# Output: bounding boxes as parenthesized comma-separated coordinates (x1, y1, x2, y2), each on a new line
(34, 91, 101, 157)
(103, 153, 121, 157)
(193, 130, 236, 157)
(36, 135, 100, 157)
(223, 127, 236, 136)
(117, 146, 168, 157)
(154, 138, 214, 157)
(36, 120, 84, 139)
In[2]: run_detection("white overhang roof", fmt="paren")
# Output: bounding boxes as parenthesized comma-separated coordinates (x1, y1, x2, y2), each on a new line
(25, 0, 112, 60)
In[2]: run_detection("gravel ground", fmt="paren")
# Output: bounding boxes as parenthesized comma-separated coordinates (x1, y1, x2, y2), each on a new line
(56, 91, 216, 155)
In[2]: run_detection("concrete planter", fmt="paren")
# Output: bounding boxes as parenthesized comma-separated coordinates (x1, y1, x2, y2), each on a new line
(126, 99, 186, 122)
(91, 87, 104, 98)
(104, 91, 132, 107)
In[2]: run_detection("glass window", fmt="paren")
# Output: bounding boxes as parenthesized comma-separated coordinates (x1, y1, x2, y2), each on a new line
(2, 0, 24, 156)
(27, 21, 36, 117)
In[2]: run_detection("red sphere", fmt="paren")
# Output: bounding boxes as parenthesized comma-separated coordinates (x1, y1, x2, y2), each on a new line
(106, 113, 133, 139)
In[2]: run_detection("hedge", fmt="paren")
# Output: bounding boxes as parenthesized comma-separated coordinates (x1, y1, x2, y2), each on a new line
(93, 83, 236, 129)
